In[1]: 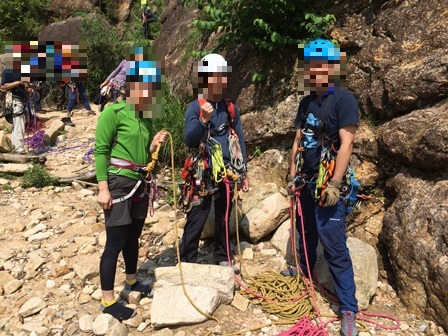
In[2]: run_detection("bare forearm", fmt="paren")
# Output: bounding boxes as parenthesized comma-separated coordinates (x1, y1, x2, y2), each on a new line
(98, 180, 109, 192)
(333, 143, 353, 181)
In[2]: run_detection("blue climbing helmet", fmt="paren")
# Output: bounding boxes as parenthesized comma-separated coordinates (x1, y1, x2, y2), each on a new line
(127, 46, 163, 86)
(303, 39, 340, 62)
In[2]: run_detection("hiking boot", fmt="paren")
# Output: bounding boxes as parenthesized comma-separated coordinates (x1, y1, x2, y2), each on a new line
(61, 117, 75, 127)
(280, 265, 299, 277)
(87, 110, 96, 116)
(218, 261, 240, 275)
(340, 310, 358, 336)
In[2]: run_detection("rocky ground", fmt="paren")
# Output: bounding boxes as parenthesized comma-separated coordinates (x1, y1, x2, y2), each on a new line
(0, 106, 447, 336)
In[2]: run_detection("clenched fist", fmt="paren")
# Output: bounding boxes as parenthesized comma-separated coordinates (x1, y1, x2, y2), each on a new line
(200, 101, 214, 123)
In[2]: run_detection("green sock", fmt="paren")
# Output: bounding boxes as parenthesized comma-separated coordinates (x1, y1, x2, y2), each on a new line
(101, 298, 117, 307)
(126, 278, 137, 286)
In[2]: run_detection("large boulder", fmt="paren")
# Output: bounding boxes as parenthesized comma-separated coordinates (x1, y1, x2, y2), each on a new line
(240, 192, 290, 243)
(239, 149, 289, 214)
(315, 237, 378, 310)
(153, 263, 234, 304)
(39, 17, 84, 42)
(151, 263, 234, 327)
(378, 101, 448, 172)
(48, 0, 96, 18)
(381, 173, 448, 331)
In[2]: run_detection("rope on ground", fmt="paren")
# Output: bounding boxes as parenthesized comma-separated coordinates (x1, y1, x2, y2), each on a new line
(238, 271, 314, 323)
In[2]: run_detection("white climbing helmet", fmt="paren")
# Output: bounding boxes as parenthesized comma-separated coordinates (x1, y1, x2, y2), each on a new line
(198, 53, 231, 74)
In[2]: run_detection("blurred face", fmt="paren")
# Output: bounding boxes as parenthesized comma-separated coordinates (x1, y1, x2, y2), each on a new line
(207, 72, 228, 96)
(304, 60, 338, 89)
(127, 81, 155, 112)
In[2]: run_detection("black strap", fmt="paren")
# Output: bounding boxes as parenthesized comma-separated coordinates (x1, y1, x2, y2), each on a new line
(317, 95, 333, 145)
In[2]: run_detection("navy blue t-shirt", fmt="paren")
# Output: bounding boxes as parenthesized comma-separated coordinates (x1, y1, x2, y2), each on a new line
(184, 99, 247, 167)
(1, 69, 26, 100)
(293, 90, 359, 176)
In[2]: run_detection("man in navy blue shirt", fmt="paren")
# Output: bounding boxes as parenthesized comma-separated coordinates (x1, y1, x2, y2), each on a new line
(181, 54, 249, 272)
(1, 69, 31, 154)
(285, 39, 359, 336)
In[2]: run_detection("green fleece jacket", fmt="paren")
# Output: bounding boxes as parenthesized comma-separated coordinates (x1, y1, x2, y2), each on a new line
(94, 101, 152, 181)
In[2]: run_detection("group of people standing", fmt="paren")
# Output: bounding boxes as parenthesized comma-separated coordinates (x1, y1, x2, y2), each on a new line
(93, 39, 359, 336)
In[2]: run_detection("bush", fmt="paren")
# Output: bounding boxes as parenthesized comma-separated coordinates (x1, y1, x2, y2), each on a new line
(79, 13, 126, 98)
(182, 0, 336, 56)
(22, 164, 58, 188)
(152, 89, 188, 166)
(0, 0, 50, 54)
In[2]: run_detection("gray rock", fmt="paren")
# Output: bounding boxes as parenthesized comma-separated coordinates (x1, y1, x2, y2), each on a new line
(92, 313, 117, 335)
(106, 322, 128, 336)
(240, 192, 290, 242)
(0, 131, 12, 153)
(79, 314, 94, 332)
(154, 263, 234, 304)
(42, 120, 65, 146)
(3, 279, 22, 294)
(270, 219, 291, 256)
(315, 237, 378, 310)
(151, 285, 220, 327)
(18, 297, 47, 318)
(70, 254, 99, 280)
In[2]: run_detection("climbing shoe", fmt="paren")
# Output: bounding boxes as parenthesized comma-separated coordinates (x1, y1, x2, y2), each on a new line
(100, 300, 136, 321)
(280, 265, 299, 277)
(340, 310, 358, 336)
(123, 280, 153, 298)
(218, 261, 240, 275)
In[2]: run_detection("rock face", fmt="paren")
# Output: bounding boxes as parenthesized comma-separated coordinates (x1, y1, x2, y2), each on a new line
(378, 101, 448, 172)
(38, 17, 84, 42)
(332, 0, 448, 119)
(382, 173, 448, 331)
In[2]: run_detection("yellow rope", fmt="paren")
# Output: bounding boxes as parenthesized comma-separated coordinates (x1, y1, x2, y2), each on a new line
(168, 131, 220, 332)
(145, 142, 162, 177)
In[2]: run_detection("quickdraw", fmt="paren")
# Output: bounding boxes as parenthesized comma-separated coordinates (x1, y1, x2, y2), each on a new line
(315, 146, 336, 206)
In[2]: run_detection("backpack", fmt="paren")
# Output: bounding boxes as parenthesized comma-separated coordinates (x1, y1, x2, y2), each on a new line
(0, 90, 14, 124)
(344, 167, 361, 214)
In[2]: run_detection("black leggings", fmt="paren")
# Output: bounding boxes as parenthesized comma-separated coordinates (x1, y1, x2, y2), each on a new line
(100, 219, 145, 290)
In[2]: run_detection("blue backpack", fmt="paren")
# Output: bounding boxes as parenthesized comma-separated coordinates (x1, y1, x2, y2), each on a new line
(344, 167, 361, 214)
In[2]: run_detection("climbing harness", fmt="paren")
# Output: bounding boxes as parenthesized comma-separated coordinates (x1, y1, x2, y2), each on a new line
(179, 98, 246, 213)
(108, 143, 161, 214)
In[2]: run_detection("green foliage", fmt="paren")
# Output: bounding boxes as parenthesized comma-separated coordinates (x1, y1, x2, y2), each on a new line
(182, 0, 335, 53)
(182, 27, 203, 63)
(79, 13, 126, 98)
(22, 164, 58, 188)
(253, 146, 262, 158)
(0, 0, 50, 53)
(151, 90, 188, 166)
(251, 72, 268, 83)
